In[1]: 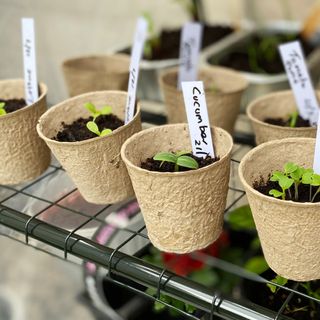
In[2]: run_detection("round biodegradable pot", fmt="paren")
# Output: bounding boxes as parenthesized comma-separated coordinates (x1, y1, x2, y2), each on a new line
(247, 90, 317, 145)
(0, 79, 50, 185)
(239, 138, 320, 281)
(159, 66, 248, 134)
(121, 124, 233, 253)
(62, 54, 130, 97)
(37, 91, 141, 204)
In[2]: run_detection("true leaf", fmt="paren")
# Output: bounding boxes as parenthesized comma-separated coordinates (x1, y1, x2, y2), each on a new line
(153, 152, 177, 164)
(244, 256, 269, 275)
(100, 128, 112, 137)
(86, 121, 100, 136)
(101, 105, 112, 115)
(290, 166, 303, 181)
(267, 275, 288, 293)
(270, 171, 284, 182)
(269, 189, 283, 198)
(284, 162, 298, 175)
(302, 169, 314, 184)
(84, 102, 97, 114)
(176, 155, 199, 170)
(311, 174, 320, 187)
(175, 150, 190, 157)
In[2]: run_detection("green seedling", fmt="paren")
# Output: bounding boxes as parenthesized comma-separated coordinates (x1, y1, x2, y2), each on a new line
(267, 275, 288, 293)
(142, 11, 161, 59)
(84, 102, 112, 121)
(288, 110, 299, 128)
(0, 102, 7, 116)
(86, 121, 112, 137)
(269, 170, 294, 200)
(153, 151, 199, 172)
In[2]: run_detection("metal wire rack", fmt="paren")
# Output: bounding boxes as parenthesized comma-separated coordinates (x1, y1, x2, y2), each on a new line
(0, 111, 319, 320)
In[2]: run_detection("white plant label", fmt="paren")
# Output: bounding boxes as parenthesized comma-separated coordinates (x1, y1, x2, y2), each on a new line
(313, 114, 320, 173)
(22, 18, 38, 105)
(177, 22, 203, 89)
(125, 17, 147, 124)
(181, 81, 215, 158)
(279, 41, 319, 126)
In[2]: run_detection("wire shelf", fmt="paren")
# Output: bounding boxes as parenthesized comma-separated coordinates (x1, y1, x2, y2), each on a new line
(0, 112, 319, 320)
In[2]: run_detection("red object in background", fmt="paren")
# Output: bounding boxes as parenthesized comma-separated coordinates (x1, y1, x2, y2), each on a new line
(162, 230, 230, 276)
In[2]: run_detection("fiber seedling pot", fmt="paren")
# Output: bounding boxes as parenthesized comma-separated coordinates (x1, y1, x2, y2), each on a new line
(62, 54, 130, 97)
(159, 66, 248, 134)
(239, 138, 320, 281)
(37, 91, 141, 204)
(247, 90, 317, 145)
(0, 79, 50, 185)
(121, 124, 233, 253)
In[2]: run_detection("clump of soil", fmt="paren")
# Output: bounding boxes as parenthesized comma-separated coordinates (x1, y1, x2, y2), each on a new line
(264, 115, 311, 127)
(141, 153, 219, 172)
(54, 114, 124, 142)
(0, 98, 27, 114)
(253, 176, 320, 203)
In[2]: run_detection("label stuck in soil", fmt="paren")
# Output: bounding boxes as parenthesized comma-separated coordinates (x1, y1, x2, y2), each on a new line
(177, 22, 203, 89)
(279, 41, 319, 126)
(314, 114, 320, 173)
(22, 18, 38, 105)
(125, 17, 147, 124)
(181, 81, 215, 158)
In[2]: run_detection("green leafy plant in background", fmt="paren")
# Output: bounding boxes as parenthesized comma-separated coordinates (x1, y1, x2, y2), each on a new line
(142, 12, 161, 59)
(0, 102, 7, 116)
(269, 162, 320, 202)
(153, 151, 199, 171)
(84, 102, 113, 137)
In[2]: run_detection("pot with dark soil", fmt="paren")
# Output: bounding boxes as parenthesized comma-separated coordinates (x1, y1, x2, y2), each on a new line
(121, 124, 233, 253)
(247, 90, 317, 144)
(160, 66, 247, 134)
(239, 138, 320, 281)
(37, 91, 141, 204)
(62, 54, 130, 97)
(0, 79, 50, 184)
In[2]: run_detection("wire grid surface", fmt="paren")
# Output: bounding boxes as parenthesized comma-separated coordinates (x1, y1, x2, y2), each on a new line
(0, 140, 319, 320)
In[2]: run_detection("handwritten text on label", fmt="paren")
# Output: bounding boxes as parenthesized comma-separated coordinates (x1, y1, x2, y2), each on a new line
(22, 18, 38, 105)
(181, 81, 215, 158)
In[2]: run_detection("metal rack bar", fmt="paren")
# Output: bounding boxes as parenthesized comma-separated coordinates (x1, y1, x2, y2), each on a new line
(0, 206, 290, 320)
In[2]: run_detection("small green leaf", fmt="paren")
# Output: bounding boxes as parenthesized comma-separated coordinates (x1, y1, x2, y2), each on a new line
(267, 275, 288, 293)
(290, 167, 303, 181)
(269, 189, 284, 198)
(244, 256, 269, 275)
(100, 105, 112, 115)
(84, 102, 97, 114)
(154, 301, 166, 312)
(284, 162, 298, 175)
(270, 171, 284, 182)
(289, 111, 299, 128)
(0, 108, 6, 116)
(175, 150, 190, 157)
(0, 102, 5, 109)
(100, 128, 112, 137)
(86, 121, 100, 136)
(185, 304, 197, 314)
(279, 175, 294, 190)
(250, 237, 261, 250)
(302, 169, 314, 184)
(176, 155, 199, 170)
(312, 174, 320, 187)
(153, 152, 177, 164)
(227, 205, 255, 231)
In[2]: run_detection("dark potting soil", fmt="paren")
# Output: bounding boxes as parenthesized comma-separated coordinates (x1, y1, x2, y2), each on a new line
(253, 176, 320, 203)
(212, 34, 314, 74)
(54, 114, 124, 142)
(0, 98, 27, 114)
(141, 153, 219, 172)
(243, 270, 320, 320)
(141, 25, 233, 61)
(264, 115, 311, 128)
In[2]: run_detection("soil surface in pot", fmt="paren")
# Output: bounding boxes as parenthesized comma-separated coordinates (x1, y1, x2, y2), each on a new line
(264, 115, 311, 127)
(243, 270, 320, 320)
(0, 98, 26, 114)
(253, 177, 320, 203)
(54, 114, 124, 142)
(211, 33, 314, 74)
(141, 153, 219, 172)
(124, 25, 233, 61)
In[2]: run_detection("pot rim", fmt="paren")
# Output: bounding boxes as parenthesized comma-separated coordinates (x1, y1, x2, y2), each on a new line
(160, 66, 248, 96)
(0, 78, 47, 121)
(121, 123, 233, 177)
(247, 90, 317, 132)
(36, 90, 140, 146)
(239, 137, 320, 208)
